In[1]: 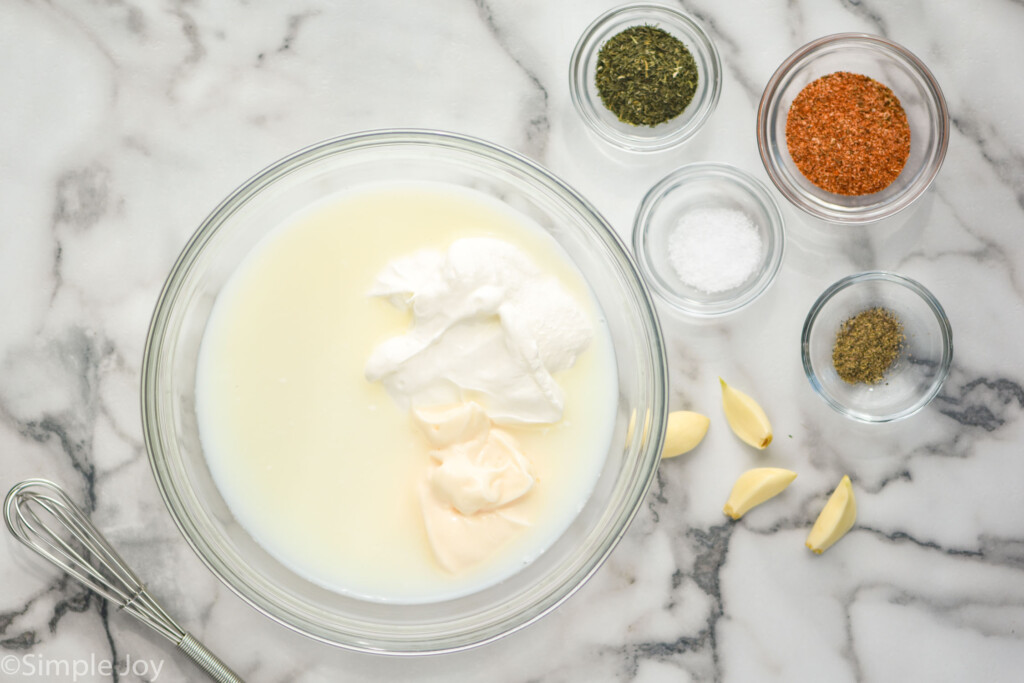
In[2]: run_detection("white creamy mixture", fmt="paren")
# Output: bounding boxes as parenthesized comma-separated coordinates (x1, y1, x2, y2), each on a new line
(195, 182, 618, 602)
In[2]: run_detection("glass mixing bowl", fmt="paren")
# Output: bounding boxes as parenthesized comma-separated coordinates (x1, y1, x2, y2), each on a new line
(141, 130, 668, 654)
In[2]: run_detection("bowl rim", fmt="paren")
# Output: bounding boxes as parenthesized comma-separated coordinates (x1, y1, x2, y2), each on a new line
(632, 161, 786, 317)
(569, 2, 723, 153)
(140, 128, 669, 654)
(799, 270, 953, 422)
(757, 32, 950, 224)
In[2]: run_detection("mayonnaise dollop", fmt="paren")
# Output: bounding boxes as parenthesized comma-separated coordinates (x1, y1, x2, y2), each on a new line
(365, 237, 594, 573)
(414, 403, 534, 573)
(414, 403, 535, 516)
(364, 237, 593, 424)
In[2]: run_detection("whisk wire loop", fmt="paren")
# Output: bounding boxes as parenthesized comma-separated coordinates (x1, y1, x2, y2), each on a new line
(7, 482, 153, 620)
(5, 479, 244, 682)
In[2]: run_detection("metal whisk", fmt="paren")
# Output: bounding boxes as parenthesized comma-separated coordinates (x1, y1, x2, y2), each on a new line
(4, 479, 244, 683)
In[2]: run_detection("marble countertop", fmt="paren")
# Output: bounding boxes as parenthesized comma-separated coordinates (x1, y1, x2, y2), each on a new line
(2, 1, 1023, 681)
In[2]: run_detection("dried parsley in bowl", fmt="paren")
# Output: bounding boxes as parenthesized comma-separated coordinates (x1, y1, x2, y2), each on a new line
(595, 25, 698, 127)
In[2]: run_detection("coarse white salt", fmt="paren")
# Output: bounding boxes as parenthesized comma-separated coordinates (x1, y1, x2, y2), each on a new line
(667, 207, 762, 293)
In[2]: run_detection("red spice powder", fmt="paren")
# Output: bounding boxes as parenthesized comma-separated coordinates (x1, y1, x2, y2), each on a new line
(786, 71, 911, 196)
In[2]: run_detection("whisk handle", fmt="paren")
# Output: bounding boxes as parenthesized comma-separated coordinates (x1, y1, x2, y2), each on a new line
(177, 633, 245, 683)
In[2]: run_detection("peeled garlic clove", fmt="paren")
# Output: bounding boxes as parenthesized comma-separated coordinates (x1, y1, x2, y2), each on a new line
(720, 378, 773, 449)
(722, 467, 797, 519)
(806, 475, 857, 554)
(661, 410, 710, 459)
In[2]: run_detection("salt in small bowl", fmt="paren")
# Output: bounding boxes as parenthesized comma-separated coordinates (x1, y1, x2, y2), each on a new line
(633, 163, 785, 317)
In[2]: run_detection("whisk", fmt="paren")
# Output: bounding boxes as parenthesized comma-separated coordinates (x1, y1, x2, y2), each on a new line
(4, 479, 244, 683)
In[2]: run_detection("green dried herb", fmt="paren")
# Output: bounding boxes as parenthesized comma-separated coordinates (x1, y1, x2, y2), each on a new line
(832, 307, 905, 385)
(595, 25, 698, 127)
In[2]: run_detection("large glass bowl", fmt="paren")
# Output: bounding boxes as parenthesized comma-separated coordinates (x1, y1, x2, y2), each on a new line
(141, 130, 668, 654)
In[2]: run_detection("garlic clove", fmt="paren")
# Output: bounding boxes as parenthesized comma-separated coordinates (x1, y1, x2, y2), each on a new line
(661, 410, 710, 459)
(806, 475, 857, 554)
(720, 378, 773, 449)
(722, 467, 797, 519)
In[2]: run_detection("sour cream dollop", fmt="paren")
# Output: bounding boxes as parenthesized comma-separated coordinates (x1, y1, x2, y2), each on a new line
(364, 237, 593, 424)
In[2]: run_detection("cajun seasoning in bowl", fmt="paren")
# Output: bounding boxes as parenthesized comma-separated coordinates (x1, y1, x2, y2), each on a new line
(757, 33, 949, 224)
(786, 71, 910, 196)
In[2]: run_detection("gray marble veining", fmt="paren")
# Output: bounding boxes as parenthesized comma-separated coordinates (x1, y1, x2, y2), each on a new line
(2, 0, 1023, 681)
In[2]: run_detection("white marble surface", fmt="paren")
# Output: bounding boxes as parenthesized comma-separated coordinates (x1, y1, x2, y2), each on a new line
(2, 1, 1023, 681)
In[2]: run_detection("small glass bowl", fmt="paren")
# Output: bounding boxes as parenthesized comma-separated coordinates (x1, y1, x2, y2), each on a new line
(801, 271, 953, 422)
(569, 3, 722, 152)
(632, 163, 785, 317)
(757, 33, 949, 223)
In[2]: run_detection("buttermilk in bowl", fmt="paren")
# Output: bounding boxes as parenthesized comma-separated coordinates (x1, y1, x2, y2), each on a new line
(194, 181, 618, 603)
